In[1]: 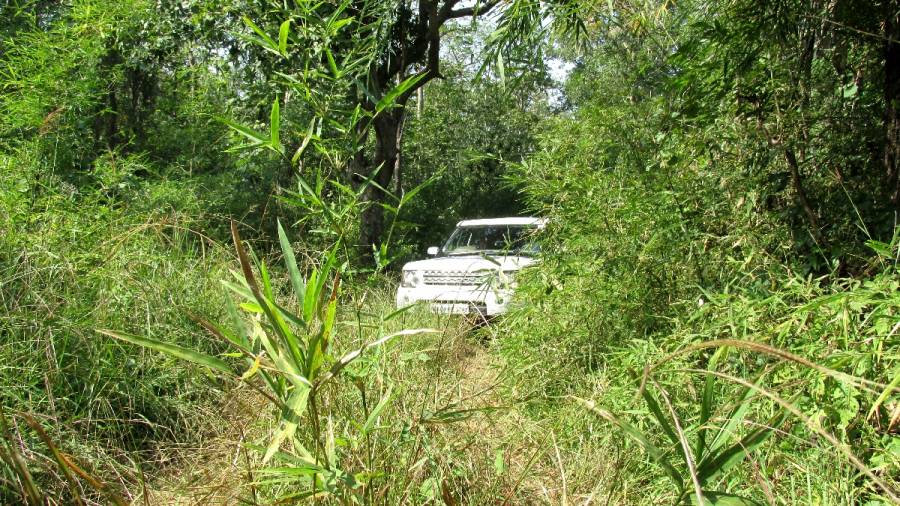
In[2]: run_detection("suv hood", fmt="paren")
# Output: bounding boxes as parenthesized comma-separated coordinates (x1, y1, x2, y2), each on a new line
(401, 254, 538, 272)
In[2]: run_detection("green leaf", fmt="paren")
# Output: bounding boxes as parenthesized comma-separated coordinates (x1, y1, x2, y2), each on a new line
(361, 386, 393, 435)
(270, 98, 281, 151)
(264, 385, 311, 463)
(98, 330, 232, 375)
(278, 19, 290, 55)
(221, 118, 268, 148)
(375, 72, 428, 115)
(325, 48, 339, 78)
(243, 16, 279, 54)
(277, 220, 307, 313)
(291, 117, 318, 165)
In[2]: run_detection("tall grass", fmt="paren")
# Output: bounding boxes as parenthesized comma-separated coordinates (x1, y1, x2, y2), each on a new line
(497, 235, 900, 503)
(0, 153, 237, 501)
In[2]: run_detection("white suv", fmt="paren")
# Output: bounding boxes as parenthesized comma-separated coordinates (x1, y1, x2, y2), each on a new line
(395, 217, 546, 316)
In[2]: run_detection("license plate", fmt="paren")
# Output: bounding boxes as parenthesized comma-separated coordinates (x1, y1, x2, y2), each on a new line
(430, 303, 471, 314)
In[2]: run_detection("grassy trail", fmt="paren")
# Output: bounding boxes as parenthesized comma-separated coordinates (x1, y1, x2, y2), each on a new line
(138, 318, 561, 505)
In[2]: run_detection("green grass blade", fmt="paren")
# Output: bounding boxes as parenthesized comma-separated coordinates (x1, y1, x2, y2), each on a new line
(704, 370, 766, 459)
(574, 397, 683, 490)
(697, 408, 787, 485)
(697, 347, 727, 459)
(630, 371, 679, 449)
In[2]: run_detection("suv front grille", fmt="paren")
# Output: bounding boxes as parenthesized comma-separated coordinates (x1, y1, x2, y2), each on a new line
(423, 270, 490, 286)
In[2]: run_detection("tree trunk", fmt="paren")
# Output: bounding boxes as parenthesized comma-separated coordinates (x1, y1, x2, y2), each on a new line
(885, 5, 900, 209)
(359, 110, 404, 262)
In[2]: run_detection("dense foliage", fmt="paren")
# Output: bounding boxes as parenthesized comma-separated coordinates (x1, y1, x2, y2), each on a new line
(1, 0, 898, 504)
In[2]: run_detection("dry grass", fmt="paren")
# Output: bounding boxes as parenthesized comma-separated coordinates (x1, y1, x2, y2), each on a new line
(135, 388, 270, 505)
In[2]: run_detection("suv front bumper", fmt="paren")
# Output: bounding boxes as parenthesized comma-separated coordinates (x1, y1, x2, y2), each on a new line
(395, 285, 512, 316)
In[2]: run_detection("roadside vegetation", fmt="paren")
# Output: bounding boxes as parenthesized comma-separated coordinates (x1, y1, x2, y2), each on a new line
(2, 0, 899, 504)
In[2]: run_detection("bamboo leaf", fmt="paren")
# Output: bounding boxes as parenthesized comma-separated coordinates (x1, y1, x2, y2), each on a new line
(277, 219, 307, 313)
(264, 385, 311, 463)
(221, 118, 268, 147)
(98, 330, 232, 375)
(278, 19, 290, 55)
(270, 98, 281, 150)
(243, 16, 279, 54)
(375, 72, 428, 115)
(325, 47, 339, 78)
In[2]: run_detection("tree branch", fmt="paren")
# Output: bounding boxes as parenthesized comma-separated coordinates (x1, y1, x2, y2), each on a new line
(440, 0, 502, 22)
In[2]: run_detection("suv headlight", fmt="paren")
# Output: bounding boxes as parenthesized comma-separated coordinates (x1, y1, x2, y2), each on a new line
(401, 270, 421, 288)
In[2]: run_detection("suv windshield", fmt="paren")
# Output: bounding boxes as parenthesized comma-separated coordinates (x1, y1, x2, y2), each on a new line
(442, 225, 540, 256)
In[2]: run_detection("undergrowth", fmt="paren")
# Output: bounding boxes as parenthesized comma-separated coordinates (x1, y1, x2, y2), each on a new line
(0, 151, 237, 501)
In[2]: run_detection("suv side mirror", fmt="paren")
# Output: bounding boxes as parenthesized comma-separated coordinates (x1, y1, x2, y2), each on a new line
(426, 246, 439, 256)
